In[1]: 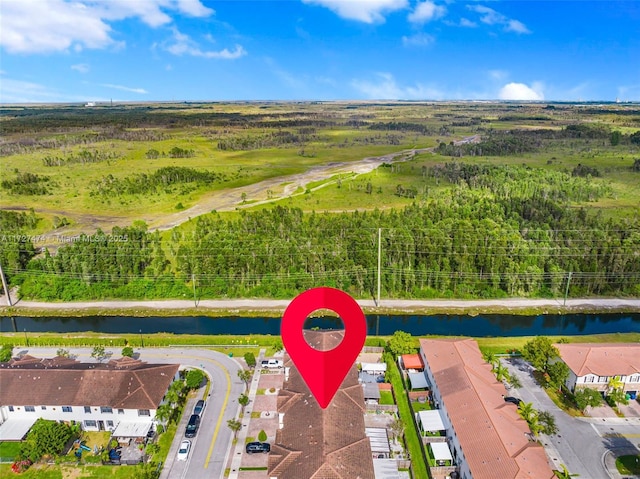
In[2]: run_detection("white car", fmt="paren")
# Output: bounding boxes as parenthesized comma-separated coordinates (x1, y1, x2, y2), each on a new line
(177, 440, 191, 461)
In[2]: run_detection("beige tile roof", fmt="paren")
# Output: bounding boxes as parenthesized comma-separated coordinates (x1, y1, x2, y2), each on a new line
(0, 355, 178, 410)
(420, 338, 555, 479)
(557, 343, 640, 377)
(268, 330, 375, 479)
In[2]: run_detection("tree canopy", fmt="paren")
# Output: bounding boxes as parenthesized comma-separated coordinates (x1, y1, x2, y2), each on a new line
(522, 337, 560, 372)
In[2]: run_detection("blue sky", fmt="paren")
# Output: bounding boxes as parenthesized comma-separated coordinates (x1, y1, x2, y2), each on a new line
(1, 0, 639, 102)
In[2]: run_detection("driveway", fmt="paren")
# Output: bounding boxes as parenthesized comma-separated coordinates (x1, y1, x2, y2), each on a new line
(502, 357, 640, 479)
(21, 347, 244, 479)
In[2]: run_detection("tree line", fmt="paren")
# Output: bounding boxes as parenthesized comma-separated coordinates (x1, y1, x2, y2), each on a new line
(10, 177, 639, 300)
(89, 166, 246, 197)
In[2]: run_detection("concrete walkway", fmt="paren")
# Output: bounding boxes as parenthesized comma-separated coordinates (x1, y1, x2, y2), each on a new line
(227, 348, 266, 479)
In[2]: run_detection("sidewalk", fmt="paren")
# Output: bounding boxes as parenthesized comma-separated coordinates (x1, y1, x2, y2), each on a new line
(227, 348, 266, 479)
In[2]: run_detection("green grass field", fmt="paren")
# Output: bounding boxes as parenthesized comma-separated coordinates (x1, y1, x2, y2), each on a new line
(3, 101, 638, 236)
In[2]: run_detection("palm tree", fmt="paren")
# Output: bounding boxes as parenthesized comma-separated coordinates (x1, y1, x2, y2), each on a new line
(155, 403, 171, 426)
(482, 351, 497, 365)
(606, 375, 623, 396)
(237, 370, 252, 392)
(227, 419, 242, 441)
(518, 402, 536, 422)
(493, 363, 510, 383)
(554, 464, 579, 478)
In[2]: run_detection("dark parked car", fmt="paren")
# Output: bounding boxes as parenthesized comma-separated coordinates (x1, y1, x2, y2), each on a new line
(246, 442, 270, 454)
(185, 414, 200, 438)
(504, 396, 523, 406)
(193, 399, 206, 416)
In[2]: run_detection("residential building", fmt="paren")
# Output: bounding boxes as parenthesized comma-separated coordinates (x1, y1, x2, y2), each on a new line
(419, 338, 555, 479)
(556, 343, 640, 396)
(0, 355, 179, 441)
(268, 330, 375, 479)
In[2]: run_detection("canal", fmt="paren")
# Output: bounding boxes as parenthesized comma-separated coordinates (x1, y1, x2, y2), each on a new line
(1, 313, 638, 337)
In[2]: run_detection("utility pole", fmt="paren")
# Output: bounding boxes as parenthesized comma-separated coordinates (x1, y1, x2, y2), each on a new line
(0, 261, 12, 306)
(192, 273, 198, 307)
(377, 228, 382, 307)
(563, 271, 572, 306)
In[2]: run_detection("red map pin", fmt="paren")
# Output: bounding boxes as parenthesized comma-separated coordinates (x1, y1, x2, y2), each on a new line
(281, 287, 367, 409)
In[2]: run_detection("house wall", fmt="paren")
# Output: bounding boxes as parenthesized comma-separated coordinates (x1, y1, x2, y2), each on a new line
(420, 348, 470, 479)
(0, 405, 156, 432)
(564, 366, 640, 394)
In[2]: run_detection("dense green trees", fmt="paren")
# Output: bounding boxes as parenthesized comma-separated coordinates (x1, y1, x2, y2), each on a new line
(90, 166, 245, 197)
(19, 419, 76, 463)
(574, 388, 603, 412)
(5, 156, 639, 301)
(521, 337, 559, 372)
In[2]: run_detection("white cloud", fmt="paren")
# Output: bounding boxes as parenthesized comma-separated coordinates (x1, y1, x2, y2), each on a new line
(0, 77, 106, 103)
(467, 5, 530, 34)
(408, 1, 446, 24)
(301, 0, 408, 23)
(99, 83, 148, 94)
(489, 69, 507, 80)
(402, 33, 435, 47)
(71, 63, 90, 74)
(459, 18, 477, 28)
(351, 72, 444, 100)
(164, 28, 246, 59)
(506, 19, 530, 34)
(0, 0, 214, 54)
(499, 82, 544, 101)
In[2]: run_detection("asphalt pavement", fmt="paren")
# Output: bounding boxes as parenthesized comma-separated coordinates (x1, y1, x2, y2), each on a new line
(502, 357, 640, 479)
(19, 347, 244, 479)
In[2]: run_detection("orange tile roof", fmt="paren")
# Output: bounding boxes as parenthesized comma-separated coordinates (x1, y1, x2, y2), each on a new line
(268, 330, 374, 479)
(420, 338, 554, 479)
(401, 354, 424, 370)
(557, 343, 640, 377)
(0, 355, 178, 410)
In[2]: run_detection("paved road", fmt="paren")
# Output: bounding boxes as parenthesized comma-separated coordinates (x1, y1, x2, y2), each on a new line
(503, 357, 640, 479)
(4, 295, 640, 313)
(20, 347, 244, 479)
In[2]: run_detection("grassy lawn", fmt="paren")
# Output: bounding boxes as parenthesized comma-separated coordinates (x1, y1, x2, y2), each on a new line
(0, 441, 21, 462)
(156, 423, 178, 464)
(616, 455, 640, 475)
(412, 401, 432, 412)
(379, 390, 395, 405)
(530, 370, 584, 417)
(0, 463, 150, 478)
(385, 354, 429, 479)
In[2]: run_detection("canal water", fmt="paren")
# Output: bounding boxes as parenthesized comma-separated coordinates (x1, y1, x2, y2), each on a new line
(1, 313, 638, 337)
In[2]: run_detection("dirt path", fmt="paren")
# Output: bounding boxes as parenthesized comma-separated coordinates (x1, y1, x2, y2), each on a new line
(2, 147, 429, 244)
(1, 295, 639, 314)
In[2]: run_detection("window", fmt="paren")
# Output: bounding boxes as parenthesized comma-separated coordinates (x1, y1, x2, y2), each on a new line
(84, 406, 91, 413)
(630, 375, 640, 383)
(138, 409, 151, 417)
(25, 406, 35, 412)
(84, 420, 97, 428)
(41, 406, 47, 410)
(62, 406, 73, 413)
(8, 406, 14, 412)
(585, 376, 595, 383)
(100, 407, 113, 414)
(598, 376, 609, 383)
(118, 409, 125, 415)
(106, 421, 114, 428)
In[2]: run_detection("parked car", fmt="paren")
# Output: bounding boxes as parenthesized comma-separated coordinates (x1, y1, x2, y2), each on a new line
(246, 442, 271, 454)
(193, 399, 206, 416)
(177, 440, 191, 461)
(261, 359, 283, 369)
(504, 396, 523, 406)
(185, 414, 200, 438)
